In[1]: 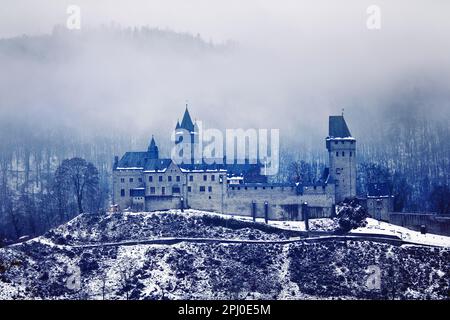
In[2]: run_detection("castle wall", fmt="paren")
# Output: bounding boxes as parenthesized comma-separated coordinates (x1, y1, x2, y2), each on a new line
(145, 196, 181, 211)
(143, 162, 185, 198)
(113, 167, 335, 220)
(327, 139, 356, 202)
(184, 171, 226, 213)
(223, 185, 334, 220)
(367, 197, 394, 221)
(388, 212, 450, 236)
(113, 169, 145, 210)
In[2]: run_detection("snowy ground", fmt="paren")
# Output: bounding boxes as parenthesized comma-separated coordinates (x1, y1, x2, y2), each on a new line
(125, 209, 450, 248)
(352, 218, 450, 247)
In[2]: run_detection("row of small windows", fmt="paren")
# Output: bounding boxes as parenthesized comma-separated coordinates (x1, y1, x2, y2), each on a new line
(121, 186, 213, 197)
(230, 186, 295, 191)
(121, 174, 223, 183)
(148, 175, 181, 182)
(334, 140, 355, 145)
(120, 177, 143, 183)
(335, 151, 353, 157)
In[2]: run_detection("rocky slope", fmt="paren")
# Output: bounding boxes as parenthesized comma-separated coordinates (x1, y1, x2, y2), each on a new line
(0, 211, 448, 300)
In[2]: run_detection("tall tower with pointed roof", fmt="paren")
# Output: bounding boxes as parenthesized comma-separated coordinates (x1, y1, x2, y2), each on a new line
(174, 104, 199, 163)
(326, 115, 356, 202)
(148, 136, 159, 160)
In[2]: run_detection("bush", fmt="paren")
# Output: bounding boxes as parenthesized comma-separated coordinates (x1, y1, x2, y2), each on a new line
(335, 198, 370, 233)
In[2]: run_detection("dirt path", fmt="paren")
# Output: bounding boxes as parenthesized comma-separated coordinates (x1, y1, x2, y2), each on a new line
(69, 233, 438, 249)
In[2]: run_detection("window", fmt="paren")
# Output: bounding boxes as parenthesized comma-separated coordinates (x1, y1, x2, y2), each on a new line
(149, 176, 153, 182)
(129, 178, 134, 183)
(211, 175, 215, 182)
(168, 176, 172, 182)
(208, 196, 212, 199)
(341, 141, 345, 144)
(334, 141, 338, 145)
(254, 187, 258, 190)
(138, 178, 142, 183)
(237, 187, 240, 190)
(336, 168, 341, 174)
(172, 186, 180, 193)
(188, 186, 192, 192)
(150, 187, 155, 194)
(208, 186, 212, 192)
(129, 189, 133, 196)
(200, 186, 206, 192)
(350, 152, 352, 157)
(189, 175, 193, 182)
(176, 176, 180, 182)
(336, 152, 339, 157)
(342, 151, 345, 156)
(161, 187, 165, 195)
(159, 176, 163, 182)
(203, 175, 207, 181)
(244, 187, 248, 190)
(263, 187, 266, 190)
(120, 189, 125, 197)
(120, 178, 125, 183)
(231, 187, 235, 190)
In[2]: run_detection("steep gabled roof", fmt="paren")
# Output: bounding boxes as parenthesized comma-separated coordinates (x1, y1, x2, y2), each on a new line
(180, 107, 195, 132)
(116, 152, 148, 169)
(329, 116, 352, 138)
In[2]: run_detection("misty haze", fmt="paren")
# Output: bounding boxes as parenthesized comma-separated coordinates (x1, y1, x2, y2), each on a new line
(0, 0, 449, 302)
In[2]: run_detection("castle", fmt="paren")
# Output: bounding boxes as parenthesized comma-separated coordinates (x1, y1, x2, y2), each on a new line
(112, 108, 357, 220)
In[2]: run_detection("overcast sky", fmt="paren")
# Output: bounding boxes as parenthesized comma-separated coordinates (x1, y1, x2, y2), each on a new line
(1, 0, 449, 152)
(2, 0, 450, 41)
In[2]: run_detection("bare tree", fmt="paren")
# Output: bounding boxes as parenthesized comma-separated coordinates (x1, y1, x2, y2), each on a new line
(55, 157, 99, 214)
(118, 259, 138, 300)
(99, 270, 109, 300)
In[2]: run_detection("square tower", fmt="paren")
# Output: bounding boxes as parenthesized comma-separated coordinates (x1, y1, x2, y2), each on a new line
(326, 116, 356, 203)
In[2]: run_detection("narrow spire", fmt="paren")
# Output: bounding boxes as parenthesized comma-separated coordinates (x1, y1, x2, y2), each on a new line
(180, 104, 195, 132)
(148, 135, 159, 159)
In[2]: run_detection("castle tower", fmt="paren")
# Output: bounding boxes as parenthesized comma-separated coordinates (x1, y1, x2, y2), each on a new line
(148, 136, 159, 160)
(175, 105, 199, 163)
(326, 115, 356, 203)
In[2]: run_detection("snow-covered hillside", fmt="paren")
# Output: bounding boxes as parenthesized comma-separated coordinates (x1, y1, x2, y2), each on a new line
(0, 210, 448, 300)
(160, 210, 450, 247)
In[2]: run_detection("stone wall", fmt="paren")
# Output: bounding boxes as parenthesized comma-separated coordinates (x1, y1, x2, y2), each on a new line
(367, 197, 394, 221)
(146, 195, 181, 212)
(388, 212, 450, 236)
(184, 171, 226, 213)
(114, 168, 336, 221)
(223, 185, 334, 220)
(113, 169, 145, 210)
